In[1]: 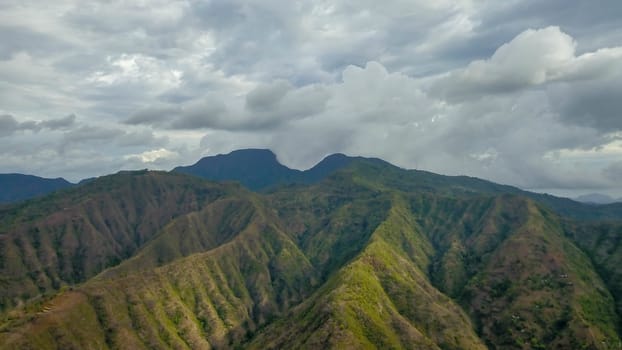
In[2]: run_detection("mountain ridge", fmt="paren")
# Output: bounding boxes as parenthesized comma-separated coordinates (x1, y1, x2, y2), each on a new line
(0, 174, 74, 204)
(173, 149, 364, 190)
(174, 149, 622, 222)
(6, 149, 621, 222)
(1, 151, 622, 349)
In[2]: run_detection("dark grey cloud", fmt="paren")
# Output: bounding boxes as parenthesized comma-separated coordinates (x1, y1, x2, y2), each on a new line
(126, 81, 328, 132)
(0, 114, 21, 136)
(245, 81, 290, 113)
(168, 99, 228, 130)
(40, 114, 77, 130)
(245, 81, 329, 121)
(0, 114, 77, 137)
(125, 99, 229, 130)
(125, 105, 177, 126)
(62, 125, 120, 144)
(0, 25, 71, 60)
(551, 75, 622, 132)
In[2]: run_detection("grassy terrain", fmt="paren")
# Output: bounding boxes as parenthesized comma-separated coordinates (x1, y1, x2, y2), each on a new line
(0, 171, 240, 311)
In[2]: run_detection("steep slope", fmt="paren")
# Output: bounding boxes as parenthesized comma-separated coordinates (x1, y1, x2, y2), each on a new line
(264, 173, 392, 279)
(248, 198, 487, 350)
(100, 169, 392, 282)
(0, 174, 73, 204)
(0, 193, 317, 350)
(347, 161, 622, 348)
(97, 196, 261, 278)
(455, 201, 620, 349)
(563, 220, 622, 328)
(0, 171, 239, 311)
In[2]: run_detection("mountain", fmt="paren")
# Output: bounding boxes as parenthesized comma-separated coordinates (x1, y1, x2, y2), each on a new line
(0, 170, 241, 311)
(173, 149, 353, 190)
(175, 149, 622, 222)
(0, 174, 74, 204)
(1, 154, 622, 349)
(575, 193, 620, 205)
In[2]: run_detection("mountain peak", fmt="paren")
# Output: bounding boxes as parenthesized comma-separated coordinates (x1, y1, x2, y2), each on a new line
(173, 149, 296, 190)
(197, 148, 277, 164)
(224, 148, 276, 157)
(173, 149, 359, 190)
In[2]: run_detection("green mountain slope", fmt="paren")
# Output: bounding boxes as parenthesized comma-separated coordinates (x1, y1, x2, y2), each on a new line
(0, 171, 240, 311)
(563, 220, 622, 328)
(1, 156, 622, 349)
(248, 198, 486, 350)
(0, 216, 316, 349)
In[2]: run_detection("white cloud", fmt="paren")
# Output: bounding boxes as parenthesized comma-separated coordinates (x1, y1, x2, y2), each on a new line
(124, 148, 178, 163)
(430, 26, 622, 102)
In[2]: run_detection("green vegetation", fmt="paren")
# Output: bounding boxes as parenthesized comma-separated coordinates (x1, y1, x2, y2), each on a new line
(1, 158, 622, 349)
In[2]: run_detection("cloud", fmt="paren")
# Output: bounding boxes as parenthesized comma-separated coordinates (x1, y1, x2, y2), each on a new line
(0, 114, 77, 137)
(423, 25, 622, 146)
(169, 99, 228, 130)
(430, 27, 566, 100)
(123, 148, 178, 164)
(243, 80, 329, 125)
(0, 25, 72, 60)
(61, 125, 167, 150)
(549, 71, 622, 132)
(127, 82, 329, 131)
(245, 80, 291, 113)
(125, 98, 229, 130)
(2, 0, 622, 197)
(604, 161, 622, 182)
(0, 114, 21, 136)
(39, 114, 77, 130)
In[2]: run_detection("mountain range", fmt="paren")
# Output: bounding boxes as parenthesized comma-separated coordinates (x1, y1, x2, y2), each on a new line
(0, 174, 74, 204)
(1, 149, 622, 349)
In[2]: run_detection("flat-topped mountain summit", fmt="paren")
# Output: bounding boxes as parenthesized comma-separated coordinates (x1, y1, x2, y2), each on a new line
(173, 148, 355, 190)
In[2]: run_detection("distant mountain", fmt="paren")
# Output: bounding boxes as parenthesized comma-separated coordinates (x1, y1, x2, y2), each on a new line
(575, 193, 620, 205)
(0, 173, 73, 203)
(174, 149, 622, 221)
(3, 152, 622, 349)
(173, 149, 354, 190)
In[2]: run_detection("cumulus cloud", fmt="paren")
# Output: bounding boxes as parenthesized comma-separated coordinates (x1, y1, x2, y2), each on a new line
(429, 26, 622, 101)
(123, 148, 179, 164)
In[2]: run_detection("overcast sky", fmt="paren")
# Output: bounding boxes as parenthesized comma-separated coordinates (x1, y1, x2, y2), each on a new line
(1, 1, 622, 197)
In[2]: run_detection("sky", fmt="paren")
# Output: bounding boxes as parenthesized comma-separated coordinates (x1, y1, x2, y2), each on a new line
(1, 1, 622, 197)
